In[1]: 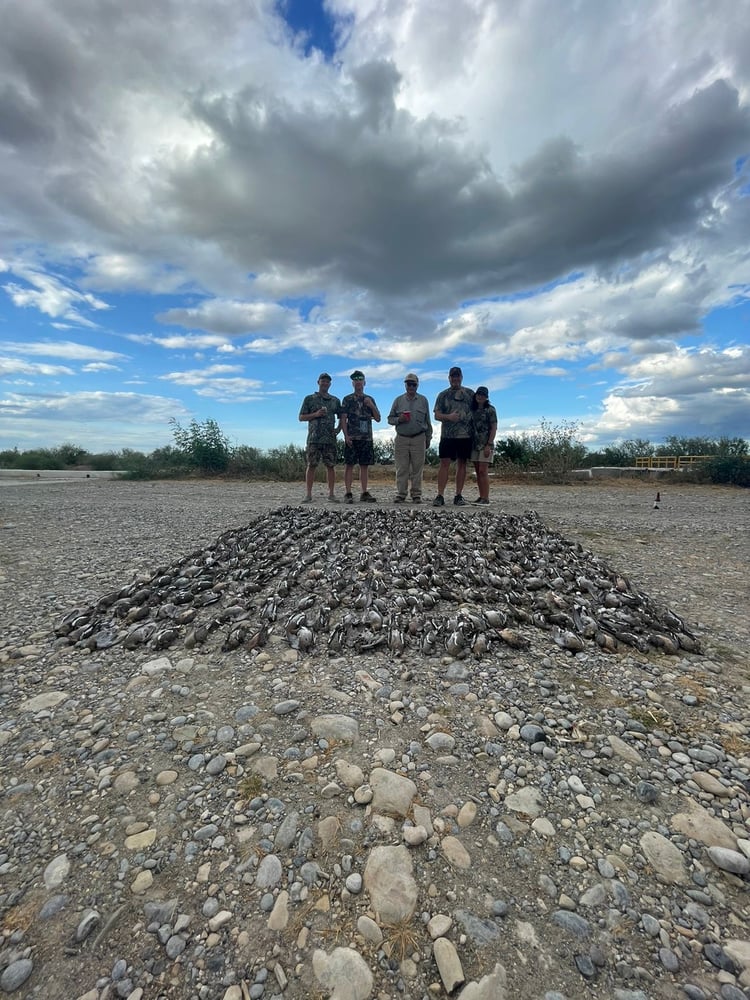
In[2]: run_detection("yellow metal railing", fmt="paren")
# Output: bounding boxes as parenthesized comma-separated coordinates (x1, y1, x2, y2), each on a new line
(634, 455, 714, 469)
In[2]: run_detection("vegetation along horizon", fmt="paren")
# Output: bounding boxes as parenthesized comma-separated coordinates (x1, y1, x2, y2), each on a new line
(1, 418, 747, 487)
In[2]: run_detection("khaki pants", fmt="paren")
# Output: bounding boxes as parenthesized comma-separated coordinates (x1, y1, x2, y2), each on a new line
(395, 433, 426, 499)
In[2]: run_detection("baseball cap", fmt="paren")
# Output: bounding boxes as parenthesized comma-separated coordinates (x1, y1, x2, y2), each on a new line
(318, 372, 332, 381)
(404, 373, 419, 384)
(449, 366, 462, 376)
(476, 386, 489, 397)
(350, 370, 365, 380)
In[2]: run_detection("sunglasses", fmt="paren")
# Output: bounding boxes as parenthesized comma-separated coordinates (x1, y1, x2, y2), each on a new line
(405, 380, 417, 386)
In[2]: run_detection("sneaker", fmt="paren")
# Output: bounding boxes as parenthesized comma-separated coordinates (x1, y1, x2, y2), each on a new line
(393, 496, 406, 504)
(344, 493, 354, 504)
(472, 497, 490, 506)
(412, 497, 422, 504)
(432, 495, 445, 507)
(301, 495, 313, 503)
(453, 495, 467, 506)
(360, 492, 376, 503)
(328, 495, 340, 503)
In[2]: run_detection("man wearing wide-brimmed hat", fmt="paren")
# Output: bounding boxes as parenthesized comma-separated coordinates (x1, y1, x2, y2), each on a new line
(387, 372, 432, 503)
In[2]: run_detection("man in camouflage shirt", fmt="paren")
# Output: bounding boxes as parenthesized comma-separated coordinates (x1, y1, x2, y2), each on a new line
(340, 370, 381, 503)
(298, 373, 342, 502)
(433, 365, 474, 506)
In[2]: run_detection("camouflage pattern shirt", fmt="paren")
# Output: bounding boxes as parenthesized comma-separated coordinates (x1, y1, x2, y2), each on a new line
(299, 392, 341, 445)
(340, 392, 378, 440)
(471, 403, 498, 449)
(434, 386, 475, 439)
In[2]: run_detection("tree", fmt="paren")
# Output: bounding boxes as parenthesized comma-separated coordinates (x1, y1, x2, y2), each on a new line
(716, 437, 748, 457)
(657, 436, 716, 456)
(54, 442, 87, 466)
(583, 439, 654, 467)
(169, 418, 230, 474)
(496, 421, 586, 479)
(496, 437, 532, 467)
(531, 419, 587, 478)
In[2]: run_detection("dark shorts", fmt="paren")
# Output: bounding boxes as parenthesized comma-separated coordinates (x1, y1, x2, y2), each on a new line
(306, 442, 337, 468)
(438, 437, 472, 461)
(344, 438, 374, 467)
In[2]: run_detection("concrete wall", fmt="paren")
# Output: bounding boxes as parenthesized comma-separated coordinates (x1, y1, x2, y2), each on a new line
(0, 469, 121, 483)
(571, 466, 676, 480)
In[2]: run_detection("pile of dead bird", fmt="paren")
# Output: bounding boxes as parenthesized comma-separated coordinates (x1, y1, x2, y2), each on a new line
(54, 507, 700, 661)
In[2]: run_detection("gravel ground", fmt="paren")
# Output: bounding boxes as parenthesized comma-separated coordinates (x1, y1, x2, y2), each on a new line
(0, 477, 748, 1000)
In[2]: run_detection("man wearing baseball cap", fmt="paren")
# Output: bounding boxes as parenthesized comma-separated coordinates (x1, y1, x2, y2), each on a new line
(432, 366, 474, 506)
(387, 373, 432, 503)
(340, 370, 381, 503)
(298, 373, 342, 503)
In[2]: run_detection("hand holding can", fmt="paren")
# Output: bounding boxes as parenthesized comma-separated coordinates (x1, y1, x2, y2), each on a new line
(402, 411, 411, 422)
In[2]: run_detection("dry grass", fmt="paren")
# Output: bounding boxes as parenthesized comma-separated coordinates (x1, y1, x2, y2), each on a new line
(1, 898, 38, 934)
(24, 751, 63, 773)
(287, 895, 319, 939)
(315, 738, 347, 764)
(237, 772, 264, 801)
(315, 815, 344, 859)
(627, 704, 674, 733)
(382, 918, 423, 962)
(720, 732, 750, 757)
(675, 673, 712, 703)
(237, 838, 267, 864)
(287, 893, 351, 951)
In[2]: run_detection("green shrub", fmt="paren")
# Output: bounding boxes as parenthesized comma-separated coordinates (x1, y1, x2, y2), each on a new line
(87, 451, 122, 471)
(582, 439, 654, 467)
(496, 437, 532, 468)
(373, 439, 395, 464)
(496, 420, 586, 480)
(716, 436, 749, 457)
(169, 418, 230, 474)
(227, 445, 264, 477)
(146, 445, 184, 470)
(16, 448, 65, 470)
(683, 456, 750, 487)
(656, 435, 719, 457)
(264, 445, 306, 480)
(54, 442, 87, 466)
(117, 448, 156, 479)
(5, 418, 746, 485)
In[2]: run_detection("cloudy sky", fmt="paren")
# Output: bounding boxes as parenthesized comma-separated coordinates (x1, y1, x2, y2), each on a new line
(1, 0, 749, 455)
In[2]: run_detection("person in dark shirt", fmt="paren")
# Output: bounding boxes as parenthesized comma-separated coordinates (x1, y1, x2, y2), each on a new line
(432, 366, 474, 506)
(469, 386, 497, 505)
(340, 370, 381, 503)
(298, 373, 342, 503)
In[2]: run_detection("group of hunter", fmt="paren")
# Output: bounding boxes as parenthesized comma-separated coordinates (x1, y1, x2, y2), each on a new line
(298, 367, 497, 507)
